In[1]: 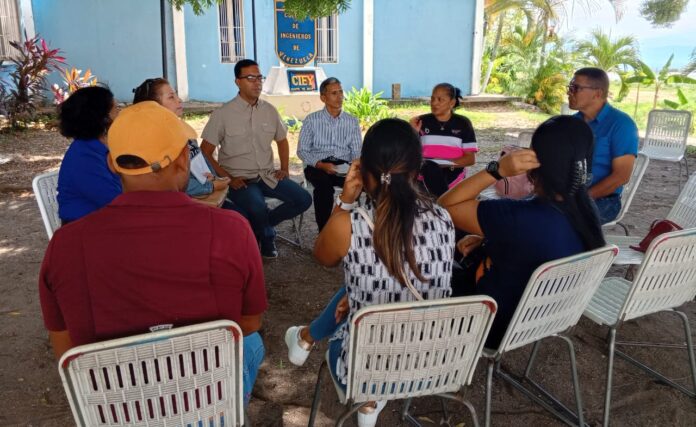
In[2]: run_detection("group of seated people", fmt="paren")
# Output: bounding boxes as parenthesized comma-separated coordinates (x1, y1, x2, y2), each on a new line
(40, 62, 637, 426)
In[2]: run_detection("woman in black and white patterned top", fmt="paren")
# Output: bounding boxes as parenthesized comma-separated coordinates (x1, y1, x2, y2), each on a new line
(284, 118, 454, 427)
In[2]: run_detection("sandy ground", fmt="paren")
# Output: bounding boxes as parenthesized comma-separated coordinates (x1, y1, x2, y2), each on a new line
(1, 106, 695, 426)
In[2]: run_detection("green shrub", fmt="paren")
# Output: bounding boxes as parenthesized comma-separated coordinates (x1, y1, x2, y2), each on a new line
(343, 87, 392, 128)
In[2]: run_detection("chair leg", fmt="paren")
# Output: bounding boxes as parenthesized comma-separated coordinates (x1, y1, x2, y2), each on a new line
(335, 400, 363, 427)
(524, 341, 542, 378)
(484, 358, 495, 427)
(558, 334, 584, 427)
(617, 222, 629, 236)
(676, 310, 696, 396)
(308, 360, 327, 427)
(602, 327, 617, 427)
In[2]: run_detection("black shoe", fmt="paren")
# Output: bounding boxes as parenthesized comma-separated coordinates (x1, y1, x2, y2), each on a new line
(261, 240, 278, 259)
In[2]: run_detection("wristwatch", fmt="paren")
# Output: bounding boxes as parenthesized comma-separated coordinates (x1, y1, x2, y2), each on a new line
(335, 193, 357, 210)
(485, 161, 503, 180)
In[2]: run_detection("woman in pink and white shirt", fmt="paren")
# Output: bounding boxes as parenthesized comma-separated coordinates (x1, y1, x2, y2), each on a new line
(410, 83, 478, 196)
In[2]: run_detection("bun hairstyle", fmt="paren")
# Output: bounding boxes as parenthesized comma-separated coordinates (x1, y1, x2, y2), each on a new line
(58, 85, 115, 140)
(433, 83, 463, 110)
(132, 78, 169, 104)
(529, 115, 605, 250)
(360, 118, 433, 286)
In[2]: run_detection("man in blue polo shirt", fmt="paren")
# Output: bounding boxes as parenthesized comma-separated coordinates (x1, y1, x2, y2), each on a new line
(569, 67, 638, 223)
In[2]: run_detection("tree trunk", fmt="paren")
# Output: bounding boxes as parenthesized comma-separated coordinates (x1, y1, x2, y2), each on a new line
(633, 83, 640, 118)
(653, 83, 659, 109)
(481, 12, 505, 94)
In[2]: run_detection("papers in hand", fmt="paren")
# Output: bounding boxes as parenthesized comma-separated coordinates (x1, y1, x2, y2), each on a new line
(334, 163, 350, 175)
(429, 159, 456, 166)
(190, 152, 213, 184)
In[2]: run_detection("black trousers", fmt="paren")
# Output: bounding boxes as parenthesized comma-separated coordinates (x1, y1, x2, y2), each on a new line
(304, 160, 347, 231)
(420, 160, 462, 197)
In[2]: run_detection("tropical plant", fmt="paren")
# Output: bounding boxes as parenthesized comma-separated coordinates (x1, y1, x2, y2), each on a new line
(526, 38, 578, 113)
(640, 0, 689, 27)
(343, 87, 391, 128)
(0, 33, 65, 128)
(626, 55, 696, 109)
(169, 0, 350, 18)
(684, 48, 696, 75)
(663, 88, 695, 132)
(51, 68, 98, 104)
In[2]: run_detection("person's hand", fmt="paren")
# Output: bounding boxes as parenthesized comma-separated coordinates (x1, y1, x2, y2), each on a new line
(334, 294, 349, 323)
(409, 116, 422, 133)
(340, 160, 363, 203)
(204, 172, 215, 182)
(457, 235, 484, 257)
(229, 176, 247, 190)
(274, 169, 289, 180)
(213, 177, 231, 191)
(316, 161, 337, 175)
(498, 149, 540, 177)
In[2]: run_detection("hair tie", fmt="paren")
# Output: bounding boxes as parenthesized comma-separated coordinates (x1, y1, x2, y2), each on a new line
(568, 159, 588, 195)
(380, 172, 392, 186)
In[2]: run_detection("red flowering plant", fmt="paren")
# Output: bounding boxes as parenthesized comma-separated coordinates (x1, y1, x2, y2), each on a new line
(0, 32, 65, 128)
(51, 68, 98, 104)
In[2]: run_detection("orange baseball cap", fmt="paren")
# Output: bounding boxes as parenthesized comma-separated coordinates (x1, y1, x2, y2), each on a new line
(107, 101, 197, 175)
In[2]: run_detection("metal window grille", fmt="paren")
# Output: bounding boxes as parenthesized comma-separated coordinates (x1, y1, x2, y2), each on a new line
(0, 0, 21, 60)
(315, 14, 338, 63)
(218, 0, 244, 63)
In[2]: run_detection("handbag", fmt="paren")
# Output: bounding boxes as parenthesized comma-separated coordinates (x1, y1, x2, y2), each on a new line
(354, 207, 424, 301)
(629, 219, 682, 253)
(494, 145, 534, 199)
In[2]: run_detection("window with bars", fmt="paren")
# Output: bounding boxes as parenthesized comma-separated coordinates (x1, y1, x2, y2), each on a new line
(315, 14, 338, 64)
(0, 0, 21, 60)
(218, 0, 245, 63)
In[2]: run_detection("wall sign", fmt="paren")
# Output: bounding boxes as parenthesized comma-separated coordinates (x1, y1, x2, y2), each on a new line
(287, 70, 317, 92)
(274, 1, 315, 67)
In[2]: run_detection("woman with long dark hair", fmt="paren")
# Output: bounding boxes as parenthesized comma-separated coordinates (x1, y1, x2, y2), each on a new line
(410, 83, 478, 197)
(57, 86, 121, 223)
(439, 115, 605, 347)
(284, 118, 455, 427)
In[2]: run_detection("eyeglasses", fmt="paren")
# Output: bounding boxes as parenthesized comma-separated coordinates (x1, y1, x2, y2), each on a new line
(238, 74, 266, 83)
(567, 83, 599, 94)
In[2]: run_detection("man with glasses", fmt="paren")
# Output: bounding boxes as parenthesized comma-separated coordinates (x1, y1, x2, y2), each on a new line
(201, 59, 311, 258)
(568, 67, 638, 224)
(297, 77, 362, 231)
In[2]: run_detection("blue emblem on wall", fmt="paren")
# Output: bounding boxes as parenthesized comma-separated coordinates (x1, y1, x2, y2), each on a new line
(275, 1, 315, 67)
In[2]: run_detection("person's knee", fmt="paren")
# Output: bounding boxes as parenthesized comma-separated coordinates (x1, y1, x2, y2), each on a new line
(298, 189, 313, 211)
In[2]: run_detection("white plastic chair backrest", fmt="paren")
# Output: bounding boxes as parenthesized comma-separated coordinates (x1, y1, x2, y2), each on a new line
(667, 173, 696, 228)
(495, 245, 618, 353)
(517, 131, 534, 148)
(618, 228, 696, 323)
(58, 320, 244, 427)
(614, 153, 650, 224)
(642, 109, 692, 158)
(32, 170, 60, 239)
(345, 296, 497, 403)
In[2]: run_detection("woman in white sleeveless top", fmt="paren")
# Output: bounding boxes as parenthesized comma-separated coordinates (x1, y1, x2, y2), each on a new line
(284, 118, 455, 427)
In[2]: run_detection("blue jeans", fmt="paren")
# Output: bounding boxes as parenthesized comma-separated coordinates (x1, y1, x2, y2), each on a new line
(243, 332, 265, 407)
(227, 178, 312, 244)
(309, 287, 348, 392)
(595, 194, 621, 224)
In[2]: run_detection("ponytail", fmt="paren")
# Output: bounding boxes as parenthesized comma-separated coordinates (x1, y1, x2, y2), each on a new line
(433, 83, 463, 110)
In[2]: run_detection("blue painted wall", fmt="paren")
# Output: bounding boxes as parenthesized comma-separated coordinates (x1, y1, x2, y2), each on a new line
(373, 0, 476, 97)
(31, 0, 176, 102)
(24, 0, 476, 102)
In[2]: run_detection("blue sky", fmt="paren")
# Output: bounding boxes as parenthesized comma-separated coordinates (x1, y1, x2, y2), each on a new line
(560, 0, 695, 69)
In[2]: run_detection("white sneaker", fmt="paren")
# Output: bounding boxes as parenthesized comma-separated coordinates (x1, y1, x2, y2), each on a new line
(357, 400, 387, 427)
(284, 326, 313, 366)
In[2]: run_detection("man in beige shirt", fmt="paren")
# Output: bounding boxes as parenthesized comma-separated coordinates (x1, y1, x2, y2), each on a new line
(201, 59, 311, 258)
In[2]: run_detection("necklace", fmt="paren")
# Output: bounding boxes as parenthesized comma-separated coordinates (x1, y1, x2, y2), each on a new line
(435, 115, 451, 131)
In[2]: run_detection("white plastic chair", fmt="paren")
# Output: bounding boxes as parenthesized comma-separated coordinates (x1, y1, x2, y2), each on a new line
(483, 245, 618, 427)
(584, 228, 696, 427)
(32, 170, 60, 239)
(516, 130, 534, 148)
(308, 296, 498, 427)
(640, 109, 692, 188)
(59, 320, 245, 427)
(602, 153, 650, 235)
(265, 196, 305, 247)
(608, 172, 696, 265)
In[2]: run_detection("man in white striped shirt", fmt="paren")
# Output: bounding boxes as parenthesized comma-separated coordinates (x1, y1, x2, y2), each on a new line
(297, 77, 362, 231)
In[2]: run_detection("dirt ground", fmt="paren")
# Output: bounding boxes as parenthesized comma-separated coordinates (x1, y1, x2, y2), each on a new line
(1, 105, 695, 426)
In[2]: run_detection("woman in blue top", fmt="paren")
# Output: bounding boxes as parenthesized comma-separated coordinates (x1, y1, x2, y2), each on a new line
(57, 86, 121, 223)
(439, 115, 605, 347)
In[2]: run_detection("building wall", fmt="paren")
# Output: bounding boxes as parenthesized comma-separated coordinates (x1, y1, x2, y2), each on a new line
(31, 0, 177, 102)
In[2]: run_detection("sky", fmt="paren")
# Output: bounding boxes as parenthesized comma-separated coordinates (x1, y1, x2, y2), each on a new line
(559, 0, 695, 70)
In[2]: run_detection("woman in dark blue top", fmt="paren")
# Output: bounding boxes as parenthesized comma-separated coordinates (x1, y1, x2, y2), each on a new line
(439, 116, 605, 347)
(57, 86, 121, 223)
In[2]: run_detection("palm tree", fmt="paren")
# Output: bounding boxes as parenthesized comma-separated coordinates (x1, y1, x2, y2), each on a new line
(575, 29, 639, 100)
(626, 55, 696, 109)
(684, 48, 696, 75)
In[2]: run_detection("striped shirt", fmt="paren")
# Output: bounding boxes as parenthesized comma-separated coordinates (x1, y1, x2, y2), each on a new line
(419, 113, 477, 160)
(297, 108, 362, 167)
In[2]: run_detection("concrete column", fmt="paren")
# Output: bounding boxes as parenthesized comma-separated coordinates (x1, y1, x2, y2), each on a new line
(19, 0, 35, 38)
(171, 4, 189, 101)
(362, 0, 374, 91)
(470, 0, 485, 95)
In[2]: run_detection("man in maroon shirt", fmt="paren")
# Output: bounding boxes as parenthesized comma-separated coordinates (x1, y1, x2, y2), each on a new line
(39, 101, 267, 406)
